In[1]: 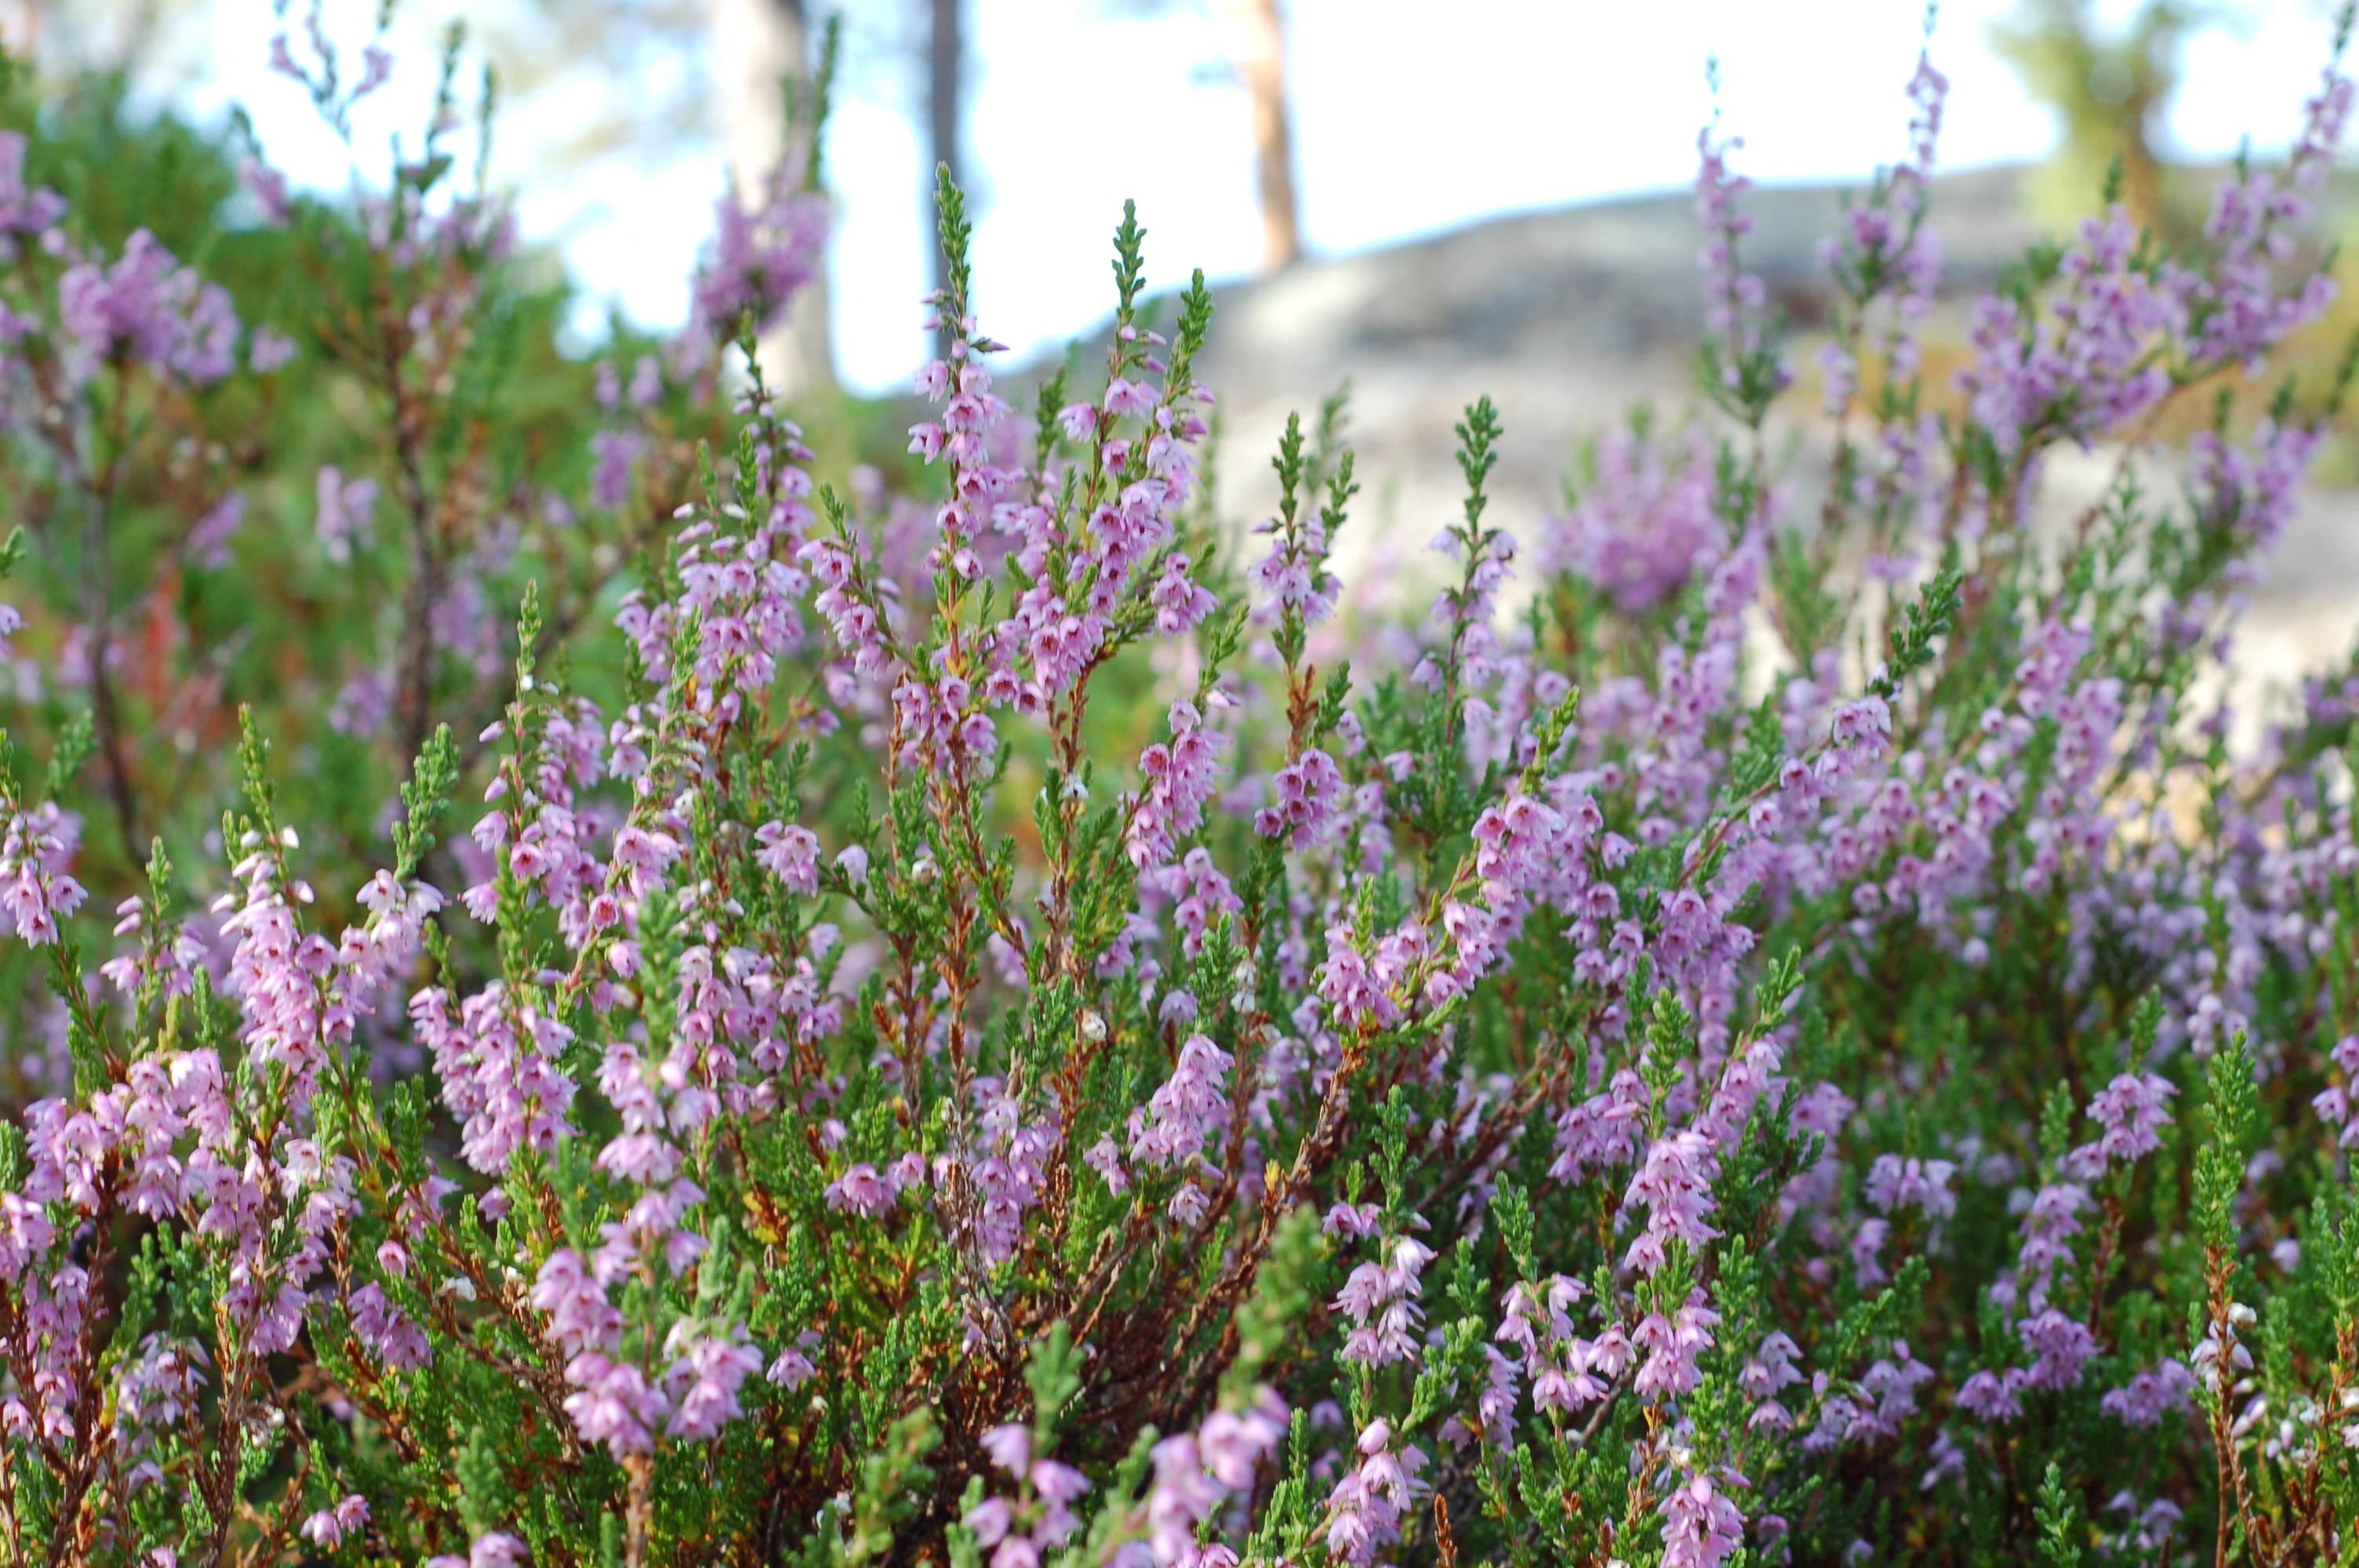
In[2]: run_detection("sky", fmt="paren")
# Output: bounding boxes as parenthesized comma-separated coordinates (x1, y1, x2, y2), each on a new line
(151, 0, 2357, 393)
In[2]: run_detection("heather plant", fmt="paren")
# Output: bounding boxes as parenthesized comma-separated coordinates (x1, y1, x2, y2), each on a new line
(0, 26, 839, 937)
(3, 7, 2359, 1567)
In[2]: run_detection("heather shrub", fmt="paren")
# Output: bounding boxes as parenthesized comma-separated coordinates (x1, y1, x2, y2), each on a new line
(2, 10, 2359, 1568)
(0, 38, 864, 932)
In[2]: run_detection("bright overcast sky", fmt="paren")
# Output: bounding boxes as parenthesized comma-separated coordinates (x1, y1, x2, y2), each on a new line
(169, 0, 2352, 393)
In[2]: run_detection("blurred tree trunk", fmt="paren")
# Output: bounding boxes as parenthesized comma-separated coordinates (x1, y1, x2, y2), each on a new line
(709, 0, 836, 399)
(1215, 0, 1299, 270)
(926, 0, 964, 352)
(1990, 0, 2208, 244)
